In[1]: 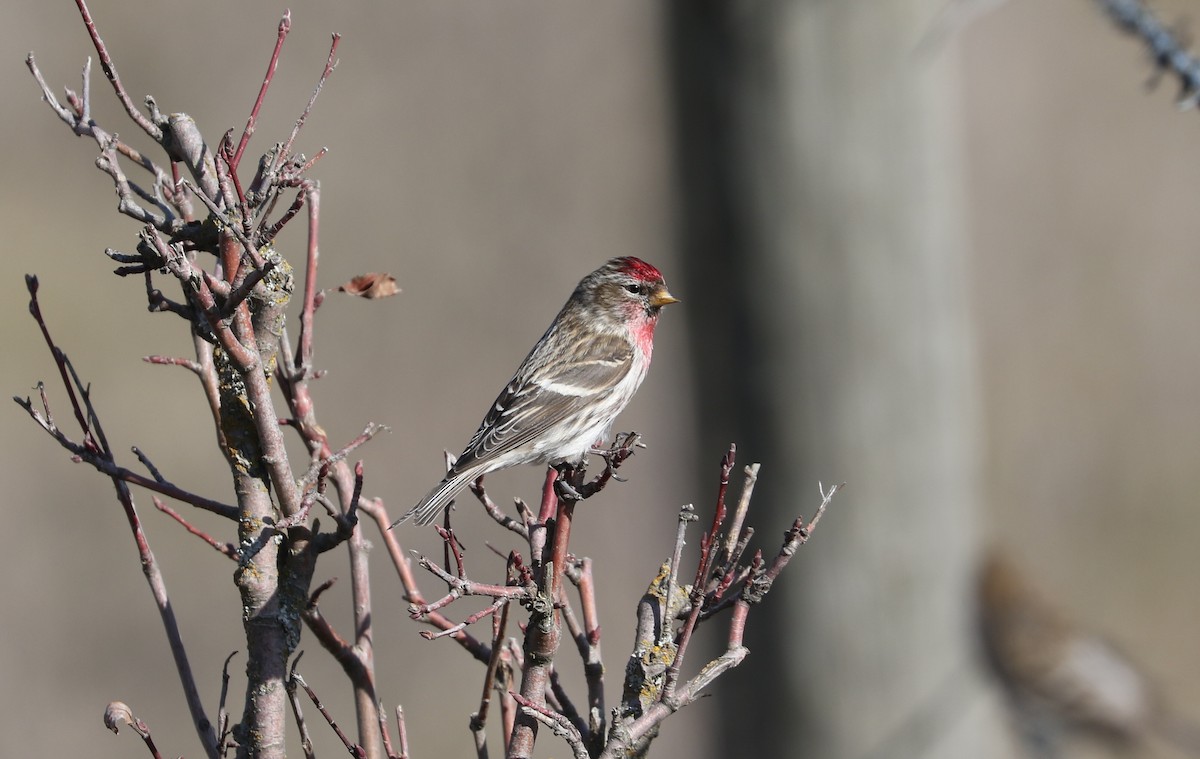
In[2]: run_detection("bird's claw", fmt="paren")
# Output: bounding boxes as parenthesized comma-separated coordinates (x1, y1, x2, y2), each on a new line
(592, 431, 641, 470)
(554, 476, 584, 502)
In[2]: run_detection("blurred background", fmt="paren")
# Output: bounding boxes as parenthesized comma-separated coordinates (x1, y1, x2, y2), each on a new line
(3, 1, 1200, 757)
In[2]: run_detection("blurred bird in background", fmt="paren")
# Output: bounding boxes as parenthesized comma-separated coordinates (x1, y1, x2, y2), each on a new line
(976, 550, 1200, 757)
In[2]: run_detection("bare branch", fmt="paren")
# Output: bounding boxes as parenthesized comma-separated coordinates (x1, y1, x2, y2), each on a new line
(290, 671, 367, 758)
(231, 11, 292, 172)
(286, 655, 317, 759)
(510, 693, 589, 759)
(72, 0, 162, 140)
(153, 498, 237, 559)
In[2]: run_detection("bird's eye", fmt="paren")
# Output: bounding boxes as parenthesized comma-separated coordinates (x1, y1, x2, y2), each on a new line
(624, 283, 643, 295)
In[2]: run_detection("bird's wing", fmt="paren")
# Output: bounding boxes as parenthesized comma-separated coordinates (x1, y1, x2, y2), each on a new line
(452, 331, 635, 471)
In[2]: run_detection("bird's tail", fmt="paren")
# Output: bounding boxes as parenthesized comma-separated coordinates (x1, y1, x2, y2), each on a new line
(390, 468, 478, 528)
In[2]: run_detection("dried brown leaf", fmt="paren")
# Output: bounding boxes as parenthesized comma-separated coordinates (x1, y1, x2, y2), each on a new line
(335, 272, 399, 299)
(104, 701, 134, 734)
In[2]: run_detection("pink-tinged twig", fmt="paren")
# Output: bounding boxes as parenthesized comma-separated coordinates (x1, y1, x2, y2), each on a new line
(215, 132, 248, 231)
(285, 655, 317, 759)
(340, 461, 381, 758)
(154, 498, 237, 559)
(547, 669, 586, 740)
(661, 446, 736, 700)
(513, 497, 534, 528)
(132, 268, 192, 316)
(15, 375, 238, 520)
(177, 181, 267, 273)
(509, 693, 588, 759)
(378, 701, 399, 759)
(143, 355, 201, 374)
(291, 670, 367, 758)
(46, 425, 237, 517)
(217, 651, 237, 753)
(72, 0, 162, 140)
(396, 705, 411, 759)
(703, 462, 761, 608)
(230, 11, 291, 173)
(296, 147, 329, 176)
(410, 557, 534, 617)
(264, 175, 383, 754)
(25, 54, 190, 234)
(298, 423, 387, 491)
(262, 184, 310, 243)
(507, 474, 573, 759)
(24, 276, 94, 450)
(547, 497, 575, 604)
(281, 462, 331, 531)
(435, 524, 468, 579)
(301, 579, 378, 709)
(536, 466, 559, 523)
(470, 598, 512, 757)
(567, 557, 605, 747)
(145, 227, 257, 369)
(358, 498, 491, 662)
(747, 481, 843, 603)
(500, 641, 521, 744)
(660, 503, 696, 646)
(19, 278, 219, 758)
(608, 496, 840, 759)
(721, 462, 759, 559)
(600, 475, 843, 759)
(422, 596, 507, 641)
(279, 33, 340, 164)
(294, 183, 320, 370)
(472, 478, 529, 538)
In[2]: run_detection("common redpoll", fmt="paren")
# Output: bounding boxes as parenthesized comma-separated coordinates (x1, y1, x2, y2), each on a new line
(974, 550, 1200, 757)
(392, 257, 678, 528)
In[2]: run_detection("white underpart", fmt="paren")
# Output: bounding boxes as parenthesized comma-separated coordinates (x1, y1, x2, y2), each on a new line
(1049, 637, 1150, 731)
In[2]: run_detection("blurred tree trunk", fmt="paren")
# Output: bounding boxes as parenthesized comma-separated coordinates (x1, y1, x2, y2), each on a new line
(667, 2, 1013, 757)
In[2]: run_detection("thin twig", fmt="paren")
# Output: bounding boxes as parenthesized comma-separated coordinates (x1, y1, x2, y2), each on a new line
(72, 0, 162, 140)
(217, 652, 237, 753)
(21, 279, 219, 757)
(286, 655, 317, 759)
(292, 671, 367, 758)
(154, 498, 237, 559)
(231, 11, 292, 172)
(510, 693, 589, 759)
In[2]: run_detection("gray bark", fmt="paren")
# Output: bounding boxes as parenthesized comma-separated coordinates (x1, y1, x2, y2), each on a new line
(667, 2, 1013, 757)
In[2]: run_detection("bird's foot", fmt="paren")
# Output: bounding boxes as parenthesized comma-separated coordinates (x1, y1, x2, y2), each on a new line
(554, 476, 584, 502)
(589, 431, 642, 482)
(553, 462, 586, 502)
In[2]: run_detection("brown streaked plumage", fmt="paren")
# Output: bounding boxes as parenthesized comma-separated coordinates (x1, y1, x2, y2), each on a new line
(392, 257, 678, 528)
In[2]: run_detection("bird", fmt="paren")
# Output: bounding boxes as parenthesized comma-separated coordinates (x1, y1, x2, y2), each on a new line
(975, 550, 1200, 757)
(391, 256, 678, 528)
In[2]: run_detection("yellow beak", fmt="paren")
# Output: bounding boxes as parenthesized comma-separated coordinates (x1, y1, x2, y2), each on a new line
(650, 286, 680, 308)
